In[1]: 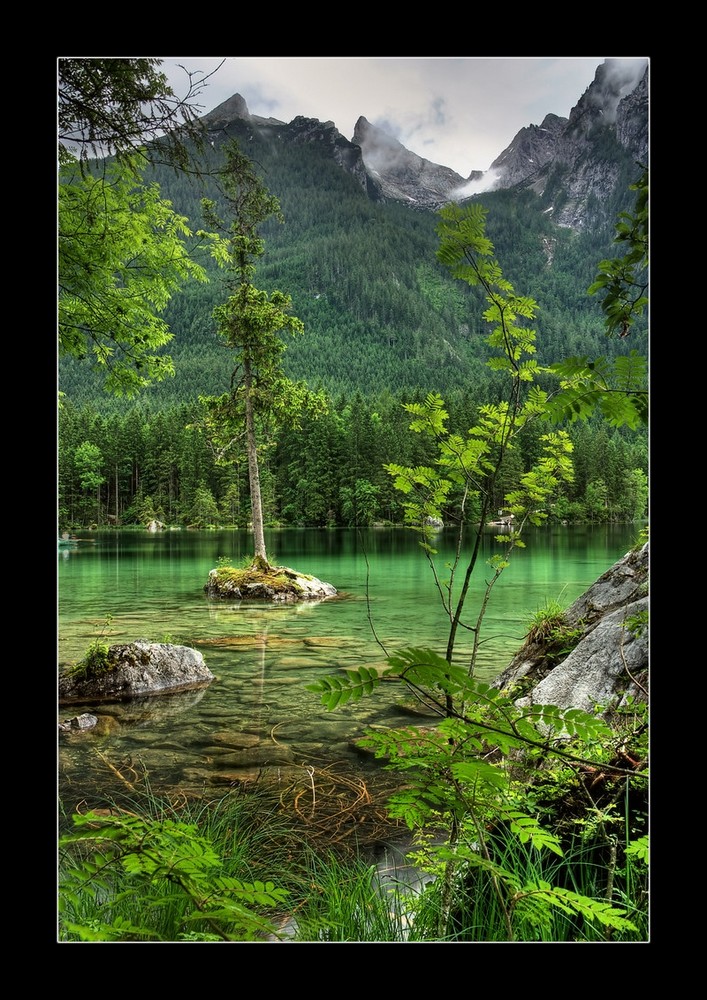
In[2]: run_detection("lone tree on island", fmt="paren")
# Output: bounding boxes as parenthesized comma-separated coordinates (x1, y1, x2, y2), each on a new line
(198, 141, 326, 568)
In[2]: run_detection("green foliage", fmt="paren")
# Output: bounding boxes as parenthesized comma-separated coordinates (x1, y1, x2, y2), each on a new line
(185, 483, 219, 527)
(59, 809, 288, 942)
(382, 206, 575, 684)
(348, 654, 640, 936)
(72, 640, 111, 681)
(622, 609, 648, 639)
(496, 809, 564, 855)
(59, 153, 217, 397)
(311, 642, 646, 939)
(69, 616, 114, 680)
(308, 191, 648, 939)
(546, 352, 648, 428)
(525, 599, 567, 642)
(522, 883, 637, 933)
(74, 441, 104, 492)
(587, 168, 648, 338)
(58, 58, 233, 399)
(409, 811, 646, 941)
(59, 118, 646, 410)
(524, 600, 584, 660)
(307, 666, 383, 709)
(625, 834, 649, 866)
(340, 479, 380, 526)
(290, 852, 412, 942)
(633, 525, 649, 549)
(194, 140, 328, 562)
(314, 646, 613, 749)
(57, 385, 646, 529)
(58, 57, 209, 172)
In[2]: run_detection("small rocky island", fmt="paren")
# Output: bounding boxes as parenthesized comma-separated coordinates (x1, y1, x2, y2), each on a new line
(204, 557, 337, 602)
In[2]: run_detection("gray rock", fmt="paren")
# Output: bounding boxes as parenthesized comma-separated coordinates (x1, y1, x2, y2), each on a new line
(58, 712, 98, 732)
(58, 642, 214, 705)
(564, 542, 648, 631)
(492, 542, 649, 722)
(513, 598, 648, 717)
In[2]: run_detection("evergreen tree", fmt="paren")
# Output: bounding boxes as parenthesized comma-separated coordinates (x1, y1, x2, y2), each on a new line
(187, 484, 220, 527)
(196, 141, 326, 565)
(74, 441, 105, 524)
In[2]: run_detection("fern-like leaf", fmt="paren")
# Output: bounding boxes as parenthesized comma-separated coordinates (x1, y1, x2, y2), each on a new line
(306, 666, 382, 709)
(499, 809, 564, 856)
(537, 885, 638, 932)
(625, 835, 650, 866)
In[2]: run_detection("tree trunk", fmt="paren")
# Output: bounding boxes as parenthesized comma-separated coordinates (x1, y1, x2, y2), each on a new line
(244, 359, 268, 565)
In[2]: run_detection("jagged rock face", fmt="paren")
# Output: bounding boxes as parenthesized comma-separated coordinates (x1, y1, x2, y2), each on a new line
(201, 95, 372, 196)
(283, 116, 370, 193)
(353, 116, 466, 209)
(489, 113, 567, 189)
(566, 58, 647, 140)
(488, 59, 649, 230)
(615, 69, 648, 164)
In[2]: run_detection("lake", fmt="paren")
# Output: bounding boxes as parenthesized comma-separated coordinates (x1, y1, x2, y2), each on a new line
(58, 524, 640, 821)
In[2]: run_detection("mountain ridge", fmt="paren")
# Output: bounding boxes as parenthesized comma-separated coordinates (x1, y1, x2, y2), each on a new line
(199, 57, 648, 229)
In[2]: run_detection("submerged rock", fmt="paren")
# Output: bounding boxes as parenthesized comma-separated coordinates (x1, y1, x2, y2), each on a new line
(58, 712, 98, 732)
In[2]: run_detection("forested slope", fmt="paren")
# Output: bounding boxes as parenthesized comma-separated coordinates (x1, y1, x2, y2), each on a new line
(58, 120, 647, 412)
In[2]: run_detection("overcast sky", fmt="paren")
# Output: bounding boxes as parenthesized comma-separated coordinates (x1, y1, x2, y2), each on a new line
(161, 56, 649, 176)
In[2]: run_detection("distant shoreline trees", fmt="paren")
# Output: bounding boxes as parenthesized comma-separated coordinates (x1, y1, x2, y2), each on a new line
(58, 391, 647, 531)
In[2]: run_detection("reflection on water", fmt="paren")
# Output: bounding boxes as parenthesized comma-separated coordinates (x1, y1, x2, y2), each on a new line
(58, 525, 640, 812)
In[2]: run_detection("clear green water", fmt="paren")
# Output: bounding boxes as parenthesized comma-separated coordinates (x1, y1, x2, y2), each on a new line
(58, 524, 640, 810)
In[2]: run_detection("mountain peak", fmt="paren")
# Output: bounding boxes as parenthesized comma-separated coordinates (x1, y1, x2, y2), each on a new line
(201, 93, 288, 131)
(353, 115, 466, 209)
(201, 92, 251, 126)
(486, 59, 648, 229)
(194, 62, 647, 229)
(353, 116, 403, 154)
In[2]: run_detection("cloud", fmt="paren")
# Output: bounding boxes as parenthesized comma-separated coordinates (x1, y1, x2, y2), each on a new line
(451, 168, 505, 199)
(587, 57, 649, 122)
